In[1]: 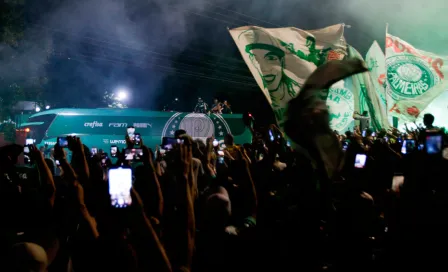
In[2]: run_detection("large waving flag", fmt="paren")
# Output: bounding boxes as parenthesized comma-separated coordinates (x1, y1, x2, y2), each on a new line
(229, 24, 348, 130)
(366, 41, 387, 114)
(349, 45, 390, 130)
(385, 33, 448, 121)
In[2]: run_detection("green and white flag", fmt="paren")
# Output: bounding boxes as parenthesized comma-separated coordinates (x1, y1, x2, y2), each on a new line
(229, 24, 348, 130)
(327, 78, 355, 132)
(349, 45, 390, 130)
(385, 33, 448, 121)
(366, 41, 388, 120)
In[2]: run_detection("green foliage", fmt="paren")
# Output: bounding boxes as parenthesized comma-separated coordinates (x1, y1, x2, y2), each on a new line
(0, 0, 26, 47)
(0, 122, 16, 142)
(0, 0, 48, 120)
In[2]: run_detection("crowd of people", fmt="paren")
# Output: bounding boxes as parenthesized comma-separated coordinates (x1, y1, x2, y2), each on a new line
(193, 97, 232, 114)
(0, 111, 447, 271)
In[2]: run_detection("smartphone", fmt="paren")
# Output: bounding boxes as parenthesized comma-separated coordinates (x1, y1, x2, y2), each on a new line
(402, 139, 416, 154)
(426, 135, 442, 155)
(362, 130, 366, 137)
(213, 139, 219, 147)
(110, 146, 118, 157)
(354, 154, 367, 169)
(162, 137, 177, 150)
(134, 133, 141, 146)
(58, 137, 69, 148)
(392, 175, 404, 193)
(125, 148, 143, 161)
(401, 140, 408, 154)
(286, 141, 291, 147)
(108, 168, 132, 208)
(269, 130, 275, 142)
(217, 150, 225, 156)
(23, 146, 30, 153)
(371, 132, 376, 137)
(384, 136, 389, 142)
(25, 139, 35, 145)
(91, 148, 98, 155)
(218, 156, 225, 164)
(127, 126, 135, 141)
(55, 160, 60, 166)
(342, 141, 349, 151)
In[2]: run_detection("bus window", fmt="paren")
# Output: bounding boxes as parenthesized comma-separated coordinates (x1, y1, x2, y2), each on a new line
(24, 114, 57, 144)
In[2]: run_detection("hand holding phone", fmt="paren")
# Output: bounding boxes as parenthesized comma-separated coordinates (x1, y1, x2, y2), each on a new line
(110, 146, 118, 157)
(354, 154, 367, 169)
(134, 133, 141, 146)
(127, 126, 135, 141)
(425, 134, 442, 155)
(108, 168, 132, 208)
(57, 137, 69, 148)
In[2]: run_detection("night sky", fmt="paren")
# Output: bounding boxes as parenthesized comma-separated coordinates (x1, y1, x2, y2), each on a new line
(3, 0, 447, 123)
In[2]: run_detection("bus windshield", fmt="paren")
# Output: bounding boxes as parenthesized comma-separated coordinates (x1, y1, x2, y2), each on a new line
(23, 114, 57, 144)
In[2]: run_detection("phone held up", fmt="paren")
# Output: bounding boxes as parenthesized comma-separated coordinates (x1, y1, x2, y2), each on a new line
(124, 148, 143, 161)
(127, 126, 135, 141)
(354, 154, 367, 169)
(110, 145, 118, 157)
(134, 133, 141, 146)
(57, 137, 69, 148)
(108, 168, 132, 208)
(425, 132, 443, 155)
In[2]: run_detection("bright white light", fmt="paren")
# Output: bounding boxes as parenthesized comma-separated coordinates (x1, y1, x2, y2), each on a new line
(45, 105, 50, 110)
(116, 89, 128, 101)
(36, 107, 41, 112)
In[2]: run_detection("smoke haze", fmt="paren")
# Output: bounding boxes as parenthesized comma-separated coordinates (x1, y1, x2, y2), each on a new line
(0, 0, 446, 111)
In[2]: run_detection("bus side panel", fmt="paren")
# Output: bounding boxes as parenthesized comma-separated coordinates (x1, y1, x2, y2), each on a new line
(39, 111, 251, 149)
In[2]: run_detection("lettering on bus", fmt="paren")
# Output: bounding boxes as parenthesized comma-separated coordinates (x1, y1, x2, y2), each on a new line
(84, 121, 103, 128)
(109, 123, 128, 128)
(133, 123, 152, 129)
(109, 140, 127, 144)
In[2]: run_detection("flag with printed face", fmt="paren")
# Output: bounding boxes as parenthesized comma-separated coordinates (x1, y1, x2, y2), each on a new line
(349, 45, 390, 130)
(229, 24, 348, 130)
(385, 33, 448, 121)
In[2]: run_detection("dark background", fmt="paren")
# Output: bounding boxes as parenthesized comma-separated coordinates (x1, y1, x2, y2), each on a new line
(1, 0, 447, 123)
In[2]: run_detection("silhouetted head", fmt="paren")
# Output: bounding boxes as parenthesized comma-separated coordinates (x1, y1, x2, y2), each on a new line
(362, 111, 368, 116)
(224, 134, 234, 146)
(175, 129, 187, 139)
(423, 113, 435, 128)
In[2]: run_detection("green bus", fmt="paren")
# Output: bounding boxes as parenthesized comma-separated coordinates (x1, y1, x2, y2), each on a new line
(19, 108, 252, 152)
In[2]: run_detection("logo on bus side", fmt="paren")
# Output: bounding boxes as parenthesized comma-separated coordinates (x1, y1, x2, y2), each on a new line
(84, 121, 103, 128)
(103, 139, 127, 144)
(161, 113, 231, 142)
(109, 123, 152, 128)
(109, 123, 128, 128)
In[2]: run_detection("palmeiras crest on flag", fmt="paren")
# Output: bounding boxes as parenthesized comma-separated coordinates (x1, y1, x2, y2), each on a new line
(161, 113, 231, 142)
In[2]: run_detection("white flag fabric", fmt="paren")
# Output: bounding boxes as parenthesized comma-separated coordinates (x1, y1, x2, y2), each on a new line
(366, 42, 388, 118)
(385, 33, 448, 121)
(349, 45, 390, 130)
(229, 24, 347, 128)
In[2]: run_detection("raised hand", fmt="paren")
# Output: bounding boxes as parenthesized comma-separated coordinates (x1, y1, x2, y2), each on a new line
(53, 143, 66, 161)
